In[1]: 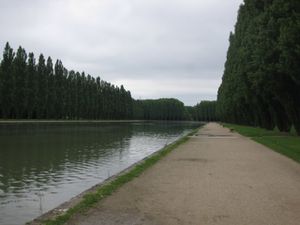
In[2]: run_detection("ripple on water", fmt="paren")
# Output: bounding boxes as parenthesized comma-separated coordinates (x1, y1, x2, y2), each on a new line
(0, 123, 200, 225)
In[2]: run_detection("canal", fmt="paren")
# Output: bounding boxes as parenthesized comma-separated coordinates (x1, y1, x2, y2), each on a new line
(0, 121, 200, 225)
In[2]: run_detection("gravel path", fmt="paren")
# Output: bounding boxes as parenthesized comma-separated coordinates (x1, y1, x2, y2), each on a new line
(67, 123, 300, 225)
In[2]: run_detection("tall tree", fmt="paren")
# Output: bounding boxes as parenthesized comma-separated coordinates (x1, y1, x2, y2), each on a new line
(0, 43, 139, 121)
(54, 60, 65, 119)
(1, 43, 15, 118)
(37, 54, 47, 119)
(46, 57, 55, 118)
(217, 0, 300, 134)
(0, 66, 2, 117)
(27, 52, 38, 118)
(13, 46, 27, 118)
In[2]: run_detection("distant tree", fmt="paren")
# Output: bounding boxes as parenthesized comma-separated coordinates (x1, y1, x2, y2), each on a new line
(37, 54, 47, 119)
(0, 43, 191, 121)
(27, 52, 38, 118)
(54, 60, 65, 119)
(133, 98, 188, 121)
(46, 57, 55, 118)
(66, 70, 76, 119)
(192, 101, 218, 121)
(13, 46, 28, 118)
(0, 43, 15, 118)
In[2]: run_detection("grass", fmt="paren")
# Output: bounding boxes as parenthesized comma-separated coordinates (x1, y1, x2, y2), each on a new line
(223, 123, 300, 163)
(40, 127, 200, 225)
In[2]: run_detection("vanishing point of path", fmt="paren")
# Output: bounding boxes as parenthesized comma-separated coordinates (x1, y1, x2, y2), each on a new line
(67, 123, 300, 225)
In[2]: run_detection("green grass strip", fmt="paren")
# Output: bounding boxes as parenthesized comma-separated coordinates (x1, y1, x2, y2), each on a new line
(223, 123, 300, 163)
(42, 127, 200, 225)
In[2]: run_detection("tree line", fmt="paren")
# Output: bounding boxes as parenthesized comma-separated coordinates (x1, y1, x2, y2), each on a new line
(0, 42, 133, 120)
(187, 101, 218, 122)
(132, 99, 218, 121)
(0, 42, 219, 122)
(133, 98, 190, 121)
(217, 0, 300, 135)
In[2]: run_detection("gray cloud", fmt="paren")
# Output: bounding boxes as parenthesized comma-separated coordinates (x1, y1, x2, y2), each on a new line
(0, 0, 243, 105)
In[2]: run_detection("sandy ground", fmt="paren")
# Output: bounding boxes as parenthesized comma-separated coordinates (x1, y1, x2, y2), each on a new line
(66, 123, 300, 225)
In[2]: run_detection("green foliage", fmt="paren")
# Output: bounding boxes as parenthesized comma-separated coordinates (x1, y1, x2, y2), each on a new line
(36, 54, 47, 118)
(133, 99, 218, 122)
(1, 43, 15, 118)
(133, 98, 189, 121)
(0, 42, 215, 122)
(13, 47, 27, 118)
(0, 43, 133, 120)
(27, 52, 38, 119)
(224, 123, 300, 163)
(217, 0, 300, 134)
(190, 101, 218, 121)
(42, 128, 199, 225)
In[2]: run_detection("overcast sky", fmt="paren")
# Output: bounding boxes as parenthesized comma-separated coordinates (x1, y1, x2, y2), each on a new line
(0, 0, 243, 106)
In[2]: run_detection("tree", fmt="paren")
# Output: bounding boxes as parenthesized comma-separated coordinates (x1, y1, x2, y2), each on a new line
(54, 60, 65, 119)
(0, 66, 2, 117)
(133, 98, 188, 121)
(0, 43, 186, 121)
(46, 57, 55, 118)
(37, 54, 47, 119)
(217, 0, 300, 134)
(27, 52, 38, 118)
(13, 46, 28, 118)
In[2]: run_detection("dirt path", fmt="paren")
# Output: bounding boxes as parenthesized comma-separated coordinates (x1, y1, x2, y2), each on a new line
(67, 123, 300, 225)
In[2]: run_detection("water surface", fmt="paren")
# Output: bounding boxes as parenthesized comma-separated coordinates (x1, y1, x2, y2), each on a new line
(0, 121, 200, 225)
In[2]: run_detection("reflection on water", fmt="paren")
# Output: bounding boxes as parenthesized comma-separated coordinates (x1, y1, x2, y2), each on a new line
(0, 122, 200, 225)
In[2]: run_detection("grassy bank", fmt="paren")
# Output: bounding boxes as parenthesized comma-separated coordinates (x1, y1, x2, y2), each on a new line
(39, 127, 200, 225)
(223, 124, 300, 163)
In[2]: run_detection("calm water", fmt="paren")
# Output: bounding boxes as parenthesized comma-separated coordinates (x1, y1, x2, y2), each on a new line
(0, 122, 200, 225)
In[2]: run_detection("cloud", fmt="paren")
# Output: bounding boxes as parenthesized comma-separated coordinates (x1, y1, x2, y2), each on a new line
(0, 0, 243, 105)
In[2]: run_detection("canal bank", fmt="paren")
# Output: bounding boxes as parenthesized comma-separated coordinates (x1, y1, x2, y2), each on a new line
(40, 122, 300, 225)
(27, 125, 200, 225)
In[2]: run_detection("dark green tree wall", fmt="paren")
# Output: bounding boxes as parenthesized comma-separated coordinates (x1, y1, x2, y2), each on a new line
(1, 43, 15, 118)
(217, 0, 300, 134)
(0, 43, 133, 120)
(192, 101, 218, 121)
(133, 98, 189, 121)
(0, 42, 219, 122)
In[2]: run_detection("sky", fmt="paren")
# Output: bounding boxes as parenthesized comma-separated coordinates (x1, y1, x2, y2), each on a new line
(0, 0, 243, 106)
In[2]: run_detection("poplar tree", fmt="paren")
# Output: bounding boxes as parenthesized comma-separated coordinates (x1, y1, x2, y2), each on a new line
(37, 54, 47, 118)
(13, 47, 27, 118)
(0, 42, 201, 121)
(0, 43, 15, 118)
(217, 0, 300, 134)
(27, 52, 38, 118)
(46, 57, 55, 118)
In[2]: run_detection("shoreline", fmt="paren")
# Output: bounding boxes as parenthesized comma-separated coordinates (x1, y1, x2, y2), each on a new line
(0, 120, 201, 125)
(0, 120, 145, 124)
(27, 127, 200, 225)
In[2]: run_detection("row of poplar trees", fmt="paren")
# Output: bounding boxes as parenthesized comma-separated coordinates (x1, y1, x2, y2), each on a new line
(0, 43, 197, 121)
(217, 0, 300, 134)
(0, 43, 220, 122)
(0, 43, 133, 119)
